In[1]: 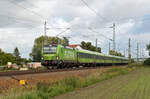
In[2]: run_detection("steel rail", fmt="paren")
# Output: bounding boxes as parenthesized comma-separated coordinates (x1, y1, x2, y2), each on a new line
(0, 66, 105, 77)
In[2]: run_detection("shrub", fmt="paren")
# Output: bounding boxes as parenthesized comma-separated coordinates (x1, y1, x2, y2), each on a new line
(35, 77, 81, 98)
(36, 82, 50, 92)
(144, 58, 150, 65)
(36, 82, 51, 99)
(15, 92, 38, 99)
(63, 77, 81, 88)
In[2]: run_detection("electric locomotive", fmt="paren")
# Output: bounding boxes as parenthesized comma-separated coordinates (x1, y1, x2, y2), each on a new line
(41, 44, 77, 68)
(41, 44, 129, 69)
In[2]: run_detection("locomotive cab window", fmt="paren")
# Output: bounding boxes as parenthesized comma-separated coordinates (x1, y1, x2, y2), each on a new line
(43, 45, 57, 54)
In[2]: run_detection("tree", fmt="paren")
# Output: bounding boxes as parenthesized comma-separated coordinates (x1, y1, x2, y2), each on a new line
(147, 44, 150, 56)
(63, 37, 69, 46)
(0, 49, 15, 65)
(30, 36, 66, 62)
(109, 50, 124, 57)
(144, 58, 150, 65)
(13, 47, 21, 64)
(80, 41, 101, 53)
(0, 48, 31, 66)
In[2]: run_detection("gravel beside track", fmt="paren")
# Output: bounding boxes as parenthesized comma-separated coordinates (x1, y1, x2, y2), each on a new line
(0, 67, 108, 77)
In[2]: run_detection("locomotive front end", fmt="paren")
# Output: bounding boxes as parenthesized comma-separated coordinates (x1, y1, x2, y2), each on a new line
(41, 44, 58, 67)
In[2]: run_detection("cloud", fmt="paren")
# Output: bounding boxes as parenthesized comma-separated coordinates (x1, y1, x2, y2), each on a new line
(0, 0, 150, 58)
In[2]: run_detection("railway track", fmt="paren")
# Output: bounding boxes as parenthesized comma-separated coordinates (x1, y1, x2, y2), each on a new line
(0, 66, 105, 77)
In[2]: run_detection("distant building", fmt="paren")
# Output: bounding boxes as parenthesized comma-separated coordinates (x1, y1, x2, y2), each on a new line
(132, 58, 147, 63)
(27, 62, 41, 69)
(69, 44, 81, 48)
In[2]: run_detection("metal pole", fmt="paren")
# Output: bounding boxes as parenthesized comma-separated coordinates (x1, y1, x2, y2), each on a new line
(124, 49, 126, 57)
(109, 42, 110, 55)
(142, 49, 144, 58)
(137, 42, 139, 62)
(128, 38, 131, 61)
(113, 23, 116, 51)
(139, 44, 141, 59)
(44, 21, 47, 45)
(96, 38, 97, 52)
(95, 38, 98, 67)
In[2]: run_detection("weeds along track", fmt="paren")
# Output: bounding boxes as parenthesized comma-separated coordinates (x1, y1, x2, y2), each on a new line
(0, 65, 126, 91)
(0, 66, 113, 77)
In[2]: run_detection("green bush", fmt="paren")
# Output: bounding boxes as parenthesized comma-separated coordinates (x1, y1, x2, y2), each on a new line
(15, 92, 38, 99)
(23, 92, 38, 99)
(36, 82, 51, 99)
(144, 58, 150, 65)
(34, 77, 81, 99)
(63, 77, 81, 88)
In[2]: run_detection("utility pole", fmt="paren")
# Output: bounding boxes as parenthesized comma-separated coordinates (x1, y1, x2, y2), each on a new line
(137, 42, 139, 62)
(44, 21, 47, 45)
(128, 38, 131, 61)
(105, 23, 116, 51)
(142, 48, 144, 58)
(109, 23, 116, 51)
(112, 23, 116, 51)
(139, 44, 141, 59)
(95, 38, 98, 67)
(96, 38, 98, 52)
(108, 42, 110, 55)
(124, 49, 126, 57)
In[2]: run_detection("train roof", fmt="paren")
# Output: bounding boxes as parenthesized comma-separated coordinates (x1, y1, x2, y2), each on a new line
(75, 46, 128, 60)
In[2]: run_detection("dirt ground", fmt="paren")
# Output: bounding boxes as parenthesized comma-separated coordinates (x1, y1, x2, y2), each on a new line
(54, 67, 150, 99)
(0, 66, 113, 92)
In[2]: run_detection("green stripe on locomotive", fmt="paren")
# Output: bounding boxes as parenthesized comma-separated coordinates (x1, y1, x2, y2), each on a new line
(58, 45, 77, 62)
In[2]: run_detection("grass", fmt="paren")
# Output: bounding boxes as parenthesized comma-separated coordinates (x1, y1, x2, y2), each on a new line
(1, 64, 141, 99)
(56, 66, 150, 99)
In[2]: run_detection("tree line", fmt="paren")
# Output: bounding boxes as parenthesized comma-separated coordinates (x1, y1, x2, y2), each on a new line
(147, 44, 150, 56)
(0, 47, 30, 66)
(109, 50, 124, 57)
(144, 44, 150, 65)
(30, 36, 126, 62)
(1, 36, 149, 65)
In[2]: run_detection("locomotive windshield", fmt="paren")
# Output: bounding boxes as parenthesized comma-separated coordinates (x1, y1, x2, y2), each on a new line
(43, 45, 57, 54)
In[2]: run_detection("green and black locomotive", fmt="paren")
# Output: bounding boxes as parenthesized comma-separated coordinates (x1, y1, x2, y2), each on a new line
(41, 44, 128, 68)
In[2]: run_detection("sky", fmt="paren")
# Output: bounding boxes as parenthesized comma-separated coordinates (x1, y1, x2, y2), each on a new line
(0, 0, 150, 58)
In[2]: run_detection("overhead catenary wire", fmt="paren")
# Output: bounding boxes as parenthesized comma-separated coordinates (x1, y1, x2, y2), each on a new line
(88, 28, 113, 41)
(0, 16, 36, 29)
(79, 0, 108, 22)
(115, 15, 150, 23)
(80, 0, 150, 23)
(22, 0, 38, 9)
(0, 14, 44, 31)
(0, 13, 41, 24)
(7, 0, 46, 21)
(56, 28, 70, 37)
(11, 0, 38, 9)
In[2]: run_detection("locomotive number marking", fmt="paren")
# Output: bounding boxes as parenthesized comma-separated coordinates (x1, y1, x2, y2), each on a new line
(64, 51, 75, 58)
